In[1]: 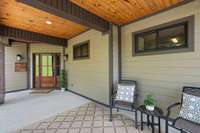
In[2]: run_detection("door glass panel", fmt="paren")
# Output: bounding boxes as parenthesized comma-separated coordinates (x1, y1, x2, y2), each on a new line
(48, 56, 53, 76)
(42, 56, 47, 66)
(48, 56, 52, 65)
(36, 67, 39, 77)
(42, 66, 47, 76)
(41, 55, 53, 77)
(48, 67, 53, 76)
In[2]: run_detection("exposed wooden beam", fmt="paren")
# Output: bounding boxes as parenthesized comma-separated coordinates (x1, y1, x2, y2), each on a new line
(16, 0, 110, 32)
(0, 25, 67, 46)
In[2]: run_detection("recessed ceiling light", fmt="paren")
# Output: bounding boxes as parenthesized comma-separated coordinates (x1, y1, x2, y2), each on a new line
(171, 38, 178, 43)
(46, 20, 52, 25)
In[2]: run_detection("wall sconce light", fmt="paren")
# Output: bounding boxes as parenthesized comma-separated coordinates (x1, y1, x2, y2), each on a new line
(16, 54, 22, 61)
(64, 54, 68, 61)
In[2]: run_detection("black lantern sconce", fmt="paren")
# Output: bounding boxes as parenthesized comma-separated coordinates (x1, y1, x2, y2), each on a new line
(64, 54, 68, 61)
(16, 54, 23, 61)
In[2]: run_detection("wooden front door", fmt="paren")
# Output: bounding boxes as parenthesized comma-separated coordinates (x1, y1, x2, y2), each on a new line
(0, 44, 5, 104)
(40, 54, 54, 88)
(33, 53, 60, 89)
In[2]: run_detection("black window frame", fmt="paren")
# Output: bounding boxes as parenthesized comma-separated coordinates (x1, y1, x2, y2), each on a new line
(73, 40, 90, 60)
(135, 22, 188, 53)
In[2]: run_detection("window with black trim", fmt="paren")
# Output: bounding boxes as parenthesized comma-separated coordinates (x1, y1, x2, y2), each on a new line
(135, 22, 188, 53)
(73, 41, 90, 60)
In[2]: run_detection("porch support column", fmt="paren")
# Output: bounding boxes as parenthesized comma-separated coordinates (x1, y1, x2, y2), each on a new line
(109, 23, 113, 106)
(0, 43, 5, 104)
(118, 26, 122, 81)
(27, 43, 30, 89)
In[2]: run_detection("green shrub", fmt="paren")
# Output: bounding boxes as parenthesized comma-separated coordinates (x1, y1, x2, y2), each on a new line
(60, 69, 65, 88)
(144, 95, 156, 106)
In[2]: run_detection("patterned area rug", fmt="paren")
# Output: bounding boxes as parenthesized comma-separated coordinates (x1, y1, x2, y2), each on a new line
(12, 102, 143, 133)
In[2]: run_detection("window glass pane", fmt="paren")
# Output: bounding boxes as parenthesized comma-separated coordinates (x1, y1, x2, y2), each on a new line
(36, 55, 39, 65)
(74, 47, 81, 57)
(42, 56, 47, 66)
(158, 25, 186, 48)
(48, 67, 53, 76)
(48, 56, 52, 66)
(82, 44, 88, 57)
(137, 33, 156, 51)
(42, 66, 47, 76)
(138, 37, 145, 51)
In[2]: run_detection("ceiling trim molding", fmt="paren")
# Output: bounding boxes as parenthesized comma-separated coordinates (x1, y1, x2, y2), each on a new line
(16, 0, 110, 32)
(0, 25, 67, 46)
(121, 0, 194, 27)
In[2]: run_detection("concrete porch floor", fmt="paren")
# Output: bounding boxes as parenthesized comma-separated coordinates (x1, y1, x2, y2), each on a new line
(0, 90, 174, 133)
(0, 90, 89, 133)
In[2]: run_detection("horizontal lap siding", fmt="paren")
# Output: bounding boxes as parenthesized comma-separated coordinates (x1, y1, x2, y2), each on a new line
(5, 42, 27, 92)
(121, 1, 200, 110)
(67, 30, 109, 104)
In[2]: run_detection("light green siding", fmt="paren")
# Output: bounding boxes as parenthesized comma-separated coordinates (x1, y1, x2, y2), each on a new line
(121, 1, 200, 110)
(66, 30, 110, 104)
(5, 42, 27, 92)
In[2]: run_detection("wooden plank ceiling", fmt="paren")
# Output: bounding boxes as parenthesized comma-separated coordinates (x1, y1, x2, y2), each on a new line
(71, 0, 185, 25)
(0, 0, 87, 39)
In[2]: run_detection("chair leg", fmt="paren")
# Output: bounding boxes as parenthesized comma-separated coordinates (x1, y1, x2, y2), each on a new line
(165, 119, 169, 133)
(109, 106, 112, 121)
(135, 110, 138, 129)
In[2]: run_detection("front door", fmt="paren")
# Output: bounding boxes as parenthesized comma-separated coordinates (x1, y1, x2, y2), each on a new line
(33, 53, 60, 89)
(40, 54, 54, 88)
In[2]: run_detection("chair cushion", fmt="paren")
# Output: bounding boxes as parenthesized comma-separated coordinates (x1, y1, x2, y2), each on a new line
(175, 117, 200, 133)
(115, 84, 135, 103)
(179, 93, 200, 124)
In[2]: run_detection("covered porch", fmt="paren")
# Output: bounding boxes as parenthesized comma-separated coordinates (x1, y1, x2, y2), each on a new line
(0, 0, 200, 133)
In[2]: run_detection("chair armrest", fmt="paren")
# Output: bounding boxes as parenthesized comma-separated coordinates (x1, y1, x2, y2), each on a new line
(111, 90, 117, 100)
(113, 90, 117, 95)
(166, 102, 181, 118)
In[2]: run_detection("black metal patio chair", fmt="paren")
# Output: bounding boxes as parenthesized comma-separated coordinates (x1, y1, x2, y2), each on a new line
(165, 86, 200, 133)
(109, 80, 138, 129)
